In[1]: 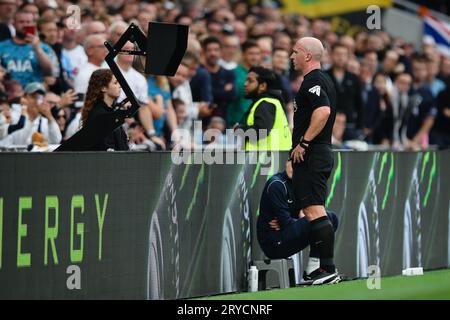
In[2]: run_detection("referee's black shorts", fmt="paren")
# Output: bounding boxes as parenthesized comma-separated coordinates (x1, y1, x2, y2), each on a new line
(292, 144, 334, 209)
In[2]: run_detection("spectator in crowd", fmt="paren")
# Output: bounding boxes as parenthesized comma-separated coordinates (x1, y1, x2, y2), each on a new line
(3, 79, 23, 117)
(219, 33, 240, 71)
(127, 122, 158, 151)
(438, 56, 450, 81)
(354, 32, 367, 58)
(339, 35, 355, 56)
(40, 6, 57, 21)
(201, 36, 236, 123)
(206, 19, 223, 39)
(0, 0, 17, 41)
(204, 116, 227, 147)
(137, 7, 156, 35)
(170, 60, 199, 131)
(108, 20, 128, 45)
(37, 16, 73, 94)
(273, 31, 292, 53)
(69, 34, 109, 136)
(84, 21, 107, 38)
(256, 35, 273, 68)
(0, 105, 7, 139)
(188, 46, 214, 108)
(120, 1, 139, 23)
(326, 43, 363, 140)
(20, 2, 39, 22)
(1, 82, 61, 146)
(232, 20, 248, 44)
(172, 97, 188, 130)
(391, 72, 413, 149)
(47, 93, 67, 139)
(363, 73, 394, 146)
(174, 14, 193, 26)
(404, 54, 437, 150)
(347, 56, 360, 75)
(62, 19, 88, 78)
(148, 75, 177, 146)
(0, 95, 26, 138)
(381, 50, 400, 88)
(74, 34, 108, 95)
(366, 33, 385, 54)
(331, 111, 348, 148)
(0, 10, 56, 88)
(227, 40, 261, 127)
(430, 80, 450, 149)
(426, 54, 446, 97)
(359, 60, 374, 107)
(363, 50, 379, 76)
(272, 47, 294, 105)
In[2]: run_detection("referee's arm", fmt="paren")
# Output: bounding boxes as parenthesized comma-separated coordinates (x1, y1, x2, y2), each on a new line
(292, 106, 330, 163)
(291, 82, 332, 163)
(303, 106, 331, 141)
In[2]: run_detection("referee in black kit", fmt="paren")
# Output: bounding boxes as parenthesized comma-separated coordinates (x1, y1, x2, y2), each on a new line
(289, 37, 339, 284)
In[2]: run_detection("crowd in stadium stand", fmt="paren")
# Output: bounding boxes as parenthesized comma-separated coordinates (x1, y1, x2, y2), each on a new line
(0, 0, 449, 151)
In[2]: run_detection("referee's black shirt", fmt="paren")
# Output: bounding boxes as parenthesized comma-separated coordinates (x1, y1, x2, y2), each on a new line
(292, 69, 337, 146)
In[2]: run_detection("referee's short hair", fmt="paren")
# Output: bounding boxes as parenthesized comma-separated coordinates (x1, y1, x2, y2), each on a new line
(249, 66, 277, 89)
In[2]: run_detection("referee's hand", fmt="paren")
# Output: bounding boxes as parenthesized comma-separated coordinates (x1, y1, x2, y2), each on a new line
(291, 144, 307, 163)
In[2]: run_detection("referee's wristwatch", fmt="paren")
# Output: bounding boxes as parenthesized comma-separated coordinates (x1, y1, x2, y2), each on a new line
(299, 137, 311, 150)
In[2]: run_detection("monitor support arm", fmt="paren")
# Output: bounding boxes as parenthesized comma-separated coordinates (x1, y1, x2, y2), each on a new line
(104, 23, 147, 119)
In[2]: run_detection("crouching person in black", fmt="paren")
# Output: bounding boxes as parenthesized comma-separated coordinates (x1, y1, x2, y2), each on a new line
(257, 158, 340, 285)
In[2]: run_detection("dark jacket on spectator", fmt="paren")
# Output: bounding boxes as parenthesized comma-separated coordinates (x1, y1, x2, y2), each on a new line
(0, 23, 12, 42)
(405, 85, 436, 140)
(364, 88, 394, 144)
(208, 65, 236, 120)
(190, 65, 213, 103)
(430, 85, 450, 149)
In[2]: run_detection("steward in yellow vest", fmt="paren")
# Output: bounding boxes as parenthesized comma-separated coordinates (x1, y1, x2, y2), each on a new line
(234, 67, 292, 151)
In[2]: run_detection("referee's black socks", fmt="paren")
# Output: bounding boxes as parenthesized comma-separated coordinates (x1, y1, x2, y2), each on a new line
(310, 215, 336, 273)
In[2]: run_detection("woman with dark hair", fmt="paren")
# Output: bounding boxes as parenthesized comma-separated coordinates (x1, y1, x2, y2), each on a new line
(80, 68, 129, 151)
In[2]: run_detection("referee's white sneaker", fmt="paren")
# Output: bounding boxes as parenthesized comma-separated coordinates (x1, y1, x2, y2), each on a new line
(302, 268, 341, 285)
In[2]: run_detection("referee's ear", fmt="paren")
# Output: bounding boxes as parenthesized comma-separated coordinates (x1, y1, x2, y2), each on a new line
(305, 52, 313, 62)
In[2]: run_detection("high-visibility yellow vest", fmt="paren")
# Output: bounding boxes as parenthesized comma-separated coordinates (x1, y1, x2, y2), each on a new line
(245, 97, 292, 151)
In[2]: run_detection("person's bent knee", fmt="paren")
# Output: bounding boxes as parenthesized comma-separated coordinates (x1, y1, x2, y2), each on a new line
(326, 210, 339, 231)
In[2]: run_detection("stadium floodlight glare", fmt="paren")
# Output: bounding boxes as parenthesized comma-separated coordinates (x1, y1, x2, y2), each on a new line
(55, 22, 188, 151)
